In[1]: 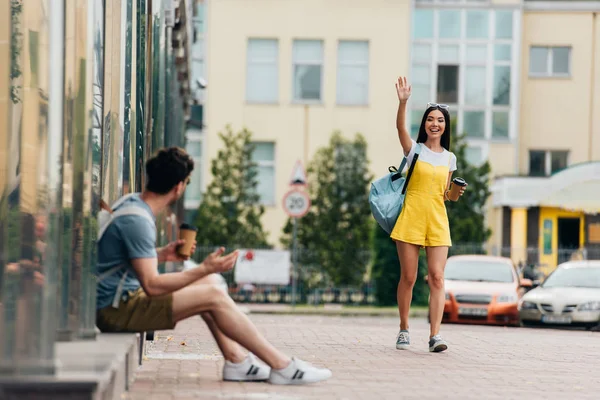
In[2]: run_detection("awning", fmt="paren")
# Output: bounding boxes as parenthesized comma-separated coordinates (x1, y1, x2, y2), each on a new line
(491, 162, 600, 214)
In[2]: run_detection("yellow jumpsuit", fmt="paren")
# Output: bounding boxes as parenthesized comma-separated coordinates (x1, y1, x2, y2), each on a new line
(390, 142, 456, 247)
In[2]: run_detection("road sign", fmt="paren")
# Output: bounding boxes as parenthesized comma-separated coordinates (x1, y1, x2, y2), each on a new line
(290, 160, 307, 187)
(282, 189, 310, 218)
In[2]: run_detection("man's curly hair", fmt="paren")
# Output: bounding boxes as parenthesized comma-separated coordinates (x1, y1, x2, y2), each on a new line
(145, 147, 194, 194)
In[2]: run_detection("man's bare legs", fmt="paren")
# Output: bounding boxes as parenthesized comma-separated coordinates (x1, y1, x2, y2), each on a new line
(192, 275, 246, 363)
(172, 280, 290, 370)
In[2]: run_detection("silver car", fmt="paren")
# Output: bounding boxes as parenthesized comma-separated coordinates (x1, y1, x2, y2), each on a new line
(518, 260, 600, 329)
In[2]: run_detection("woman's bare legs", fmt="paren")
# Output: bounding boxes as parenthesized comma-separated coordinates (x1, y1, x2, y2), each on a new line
(396, 241, 420, 330)
(425, 246, 449, 338)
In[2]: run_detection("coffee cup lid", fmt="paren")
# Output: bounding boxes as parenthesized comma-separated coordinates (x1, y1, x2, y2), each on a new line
(452, 177, 467, 186)
(179, 223, 198, 231)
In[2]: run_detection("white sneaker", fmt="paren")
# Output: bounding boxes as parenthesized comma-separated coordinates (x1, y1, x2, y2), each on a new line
(223, 353, 270, 382)
(268, 357, 332, 385)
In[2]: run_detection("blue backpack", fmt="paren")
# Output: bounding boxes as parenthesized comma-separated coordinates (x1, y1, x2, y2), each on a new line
(369, 144, 422, 234)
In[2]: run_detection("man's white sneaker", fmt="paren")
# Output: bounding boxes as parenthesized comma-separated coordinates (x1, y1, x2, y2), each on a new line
(268, 357, 332, 385)
(223, 353, 270, 382)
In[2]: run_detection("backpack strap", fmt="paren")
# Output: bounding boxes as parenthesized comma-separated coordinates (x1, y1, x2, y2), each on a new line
(401, 143, 422, 195)
(96, 194, 155, 309)
(98, 206, 155, 241)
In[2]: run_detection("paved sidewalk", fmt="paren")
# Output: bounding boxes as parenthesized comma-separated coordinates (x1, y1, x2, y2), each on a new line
(125, 314, 600, 400)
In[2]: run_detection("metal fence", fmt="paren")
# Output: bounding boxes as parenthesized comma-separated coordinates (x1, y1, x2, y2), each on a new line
(187, 244, 600, 306)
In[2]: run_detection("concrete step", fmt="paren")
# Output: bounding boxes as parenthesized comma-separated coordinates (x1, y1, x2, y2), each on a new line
(0, 333, 140, 400)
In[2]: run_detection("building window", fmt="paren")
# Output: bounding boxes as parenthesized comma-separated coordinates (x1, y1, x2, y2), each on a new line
(465, 66, 486, 105)
(251, 142, 276, 205)
(551, 151, 569, 174)
(465, 146, 483, 166)
(411, 109, 424, 138)
(337, 40, 369, 105)
(437, 65, 458, 103)
(466, 10, 489, 39)
(246, 39, 279, 103)
(411, 7, 517, 142)
(438, 10, 461, 39)
(185, 135, 203, 205)
(292, 40, 323, 102)
(493, 66, 511, 105)
(492, 111, 509, 139)
(529, 46, 571, 77)
(463, 111, 485, 138)
(413, 9, 434, 39)
(411, 43, 432, 105)
(495, 10, 513, 39)
(529, 150, 569, 176)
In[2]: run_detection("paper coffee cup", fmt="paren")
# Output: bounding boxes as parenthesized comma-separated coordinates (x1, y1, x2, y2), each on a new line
(449, 177, 467, 201)
(178, 223, 198, 257)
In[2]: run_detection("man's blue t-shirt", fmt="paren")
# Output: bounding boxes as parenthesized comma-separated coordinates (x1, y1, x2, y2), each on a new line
(96, 194, 157, 309)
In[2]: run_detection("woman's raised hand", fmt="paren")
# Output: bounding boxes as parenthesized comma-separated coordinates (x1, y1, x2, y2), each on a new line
(395, 76, 412, 103)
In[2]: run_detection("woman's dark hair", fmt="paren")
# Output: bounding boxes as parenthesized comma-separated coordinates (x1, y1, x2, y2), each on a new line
(416, 106, 451, 151)
(145, 147, 194, 194)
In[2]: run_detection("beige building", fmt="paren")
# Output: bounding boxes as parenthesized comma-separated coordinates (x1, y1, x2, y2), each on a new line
(490, 1, 600, 272)
(198, 0, 412, 244)
(197, 0, 600, 261)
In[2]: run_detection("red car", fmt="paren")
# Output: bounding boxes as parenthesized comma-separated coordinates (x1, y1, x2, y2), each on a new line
(429, 255, 532, 326)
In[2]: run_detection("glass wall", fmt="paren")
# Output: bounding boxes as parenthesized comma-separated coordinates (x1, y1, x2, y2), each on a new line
(0, 0, 192, 377)
(410, 4, 521, 165)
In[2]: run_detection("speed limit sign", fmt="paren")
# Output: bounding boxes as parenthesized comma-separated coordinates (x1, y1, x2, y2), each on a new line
(282, 189, 311, 218)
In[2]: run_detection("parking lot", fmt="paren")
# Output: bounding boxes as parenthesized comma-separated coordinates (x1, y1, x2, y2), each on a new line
(126, 314, 600, 400)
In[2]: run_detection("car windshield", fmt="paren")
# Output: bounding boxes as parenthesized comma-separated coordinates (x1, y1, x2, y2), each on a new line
(445, 260, 514, 283)
(542, 267, 600, 289)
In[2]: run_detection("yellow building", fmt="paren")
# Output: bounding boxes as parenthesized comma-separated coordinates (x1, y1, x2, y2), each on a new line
(489, 1, 600, 273)
(201, 0, 412, 244)
(199, 0, 600, 262)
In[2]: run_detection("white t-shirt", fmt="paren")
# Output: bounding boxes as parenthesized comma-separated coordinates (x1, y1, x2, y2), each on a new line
(404, 139, 457, 172)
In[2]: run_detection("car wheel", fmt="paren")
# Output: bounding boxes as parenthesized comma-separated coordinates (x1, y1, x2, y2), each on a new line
(519, 319, 532, 328)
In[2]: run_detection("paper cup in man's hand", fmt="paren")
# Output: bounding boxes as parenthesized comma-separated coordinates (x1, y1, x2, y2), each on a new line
(178, 223, 198, 257)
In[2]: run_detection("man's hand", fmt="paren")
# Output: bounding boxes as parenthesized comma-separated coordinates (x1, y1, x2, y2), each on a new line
(157, 239, 197, 263)
(203, 247, 239, 274)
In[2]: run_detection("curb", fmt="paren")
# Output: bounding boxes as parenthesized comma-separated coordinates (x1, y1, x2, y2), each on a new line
(240, 306, 428, 318)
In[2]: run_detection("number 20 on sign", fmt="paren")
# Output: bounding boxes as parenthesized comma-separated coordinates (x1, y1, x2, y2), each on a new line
(282, 189, 310, 218)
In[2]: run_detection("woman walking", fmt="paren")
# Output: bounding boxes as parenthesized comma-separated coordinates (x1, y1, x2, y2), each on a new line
(392, 76, 466, 352)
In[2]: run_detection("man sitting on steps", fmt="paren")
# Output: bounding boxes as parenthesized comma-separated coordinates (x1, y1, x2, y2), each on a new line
(95, 146, 331, 385)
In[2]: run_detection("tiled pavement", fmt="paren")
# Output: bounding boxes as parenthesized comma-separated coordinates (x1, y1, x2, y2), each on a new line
(125, 313, 600, 400)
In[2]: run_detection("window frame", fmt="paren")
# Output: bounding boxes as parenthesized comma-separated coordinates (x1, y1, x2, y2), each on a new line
(528, 150, 570, 176)
(184, 132, 204, 209)
(251, 141, 277, 206)
(528, 46, 572, 78)
(246, 38, 280, 104)
(291, 39, 324, 104)
(409, 7, 517, 144)
(336, 40, 370, 106)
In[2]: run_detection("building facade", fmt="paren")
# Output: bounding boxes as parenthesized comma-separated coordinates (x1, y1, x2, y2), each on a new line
(201, 0, 600, 269)
(490, 1, 600, 273)
(0, 0, 194, 382)
(203, 0, 413, 245)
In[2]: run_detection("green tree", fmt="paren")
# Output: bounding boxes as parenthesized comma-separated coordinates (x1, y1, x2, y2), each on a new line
(281, 132, 373, 287)
(194, 125, 269, 248)
(447, 129, 492, 248)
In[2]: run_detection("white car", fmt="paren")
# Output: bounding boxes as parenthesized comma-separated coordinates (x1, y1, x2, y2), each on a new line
(518, 260, 600, 329)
